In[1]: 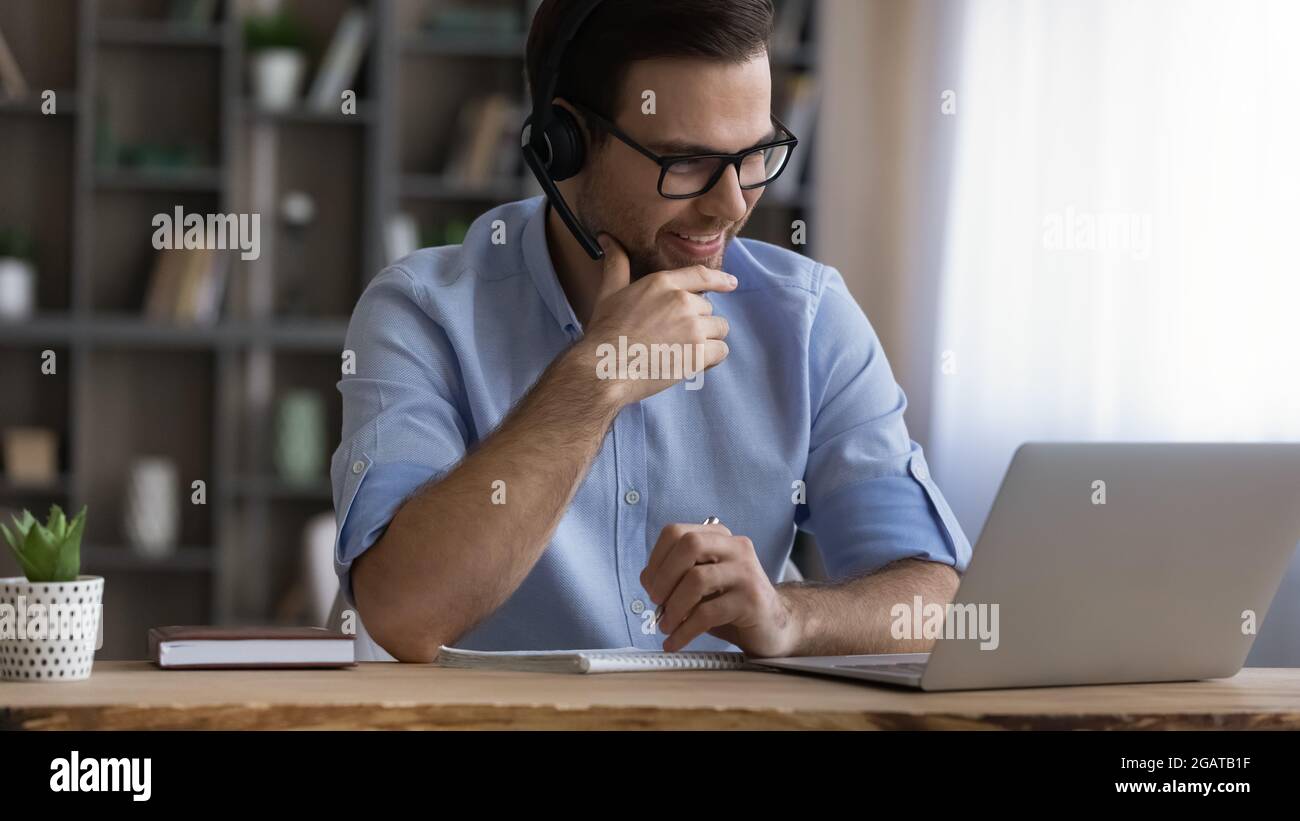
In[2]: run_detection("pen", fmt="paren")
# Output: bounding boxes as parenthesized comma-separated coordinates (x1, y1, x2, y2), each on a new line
(653, 516, 721, 632)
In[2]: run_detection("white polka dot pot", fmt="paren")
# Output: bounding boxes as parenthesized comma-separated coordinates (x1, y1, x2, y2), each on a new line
(0, 576, 104, 682)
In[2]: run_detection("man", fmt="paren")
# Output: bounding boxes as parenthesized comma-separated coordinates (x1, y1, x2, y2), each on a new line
(331, 0, 971, 662)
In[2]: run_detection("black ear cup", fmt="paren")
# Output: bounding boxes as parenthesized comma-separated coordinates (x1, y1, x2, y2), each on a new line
(519, 0, 607, 260)
(540, 104, 586, 181)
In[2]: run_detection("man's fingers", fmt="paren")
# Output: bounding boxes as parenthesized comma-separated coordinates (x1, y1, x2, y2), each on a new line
(661, 265, 737, 295)
(596, 233, 631, 302)
(644, 526, 734, 604)
(658, 560, 737, 636)
(642, 521, 729, 587)
(644, 523, 691, 583)
(697, 339, 730, 370)
(686, 292, 714, 316)
(698, 315, 729, 341)
(664, 589, 745, 652)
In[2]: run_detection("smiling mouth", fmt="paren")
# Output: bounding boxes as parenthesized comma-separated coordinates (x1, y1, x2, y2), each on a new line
(663, 227, 729, 257)
(670, 230, 724, 243)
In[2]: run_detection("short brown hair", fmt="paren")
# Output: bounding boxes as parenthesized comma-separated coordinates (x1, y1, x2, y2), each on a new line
(525, 0, 775, 143)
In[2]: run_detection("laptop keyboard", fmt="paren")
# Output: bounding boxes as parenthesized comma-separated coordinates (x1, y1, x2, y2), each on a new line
(837, 662, 927, 676)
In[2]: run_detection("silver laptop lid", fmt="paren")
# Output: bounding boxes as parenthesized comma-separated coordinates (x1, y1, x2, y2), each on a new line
(921, 442, 1300, 691)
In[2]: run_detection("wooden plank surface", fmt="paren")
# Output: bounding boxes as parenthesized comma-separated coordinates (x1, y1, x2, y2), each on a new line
(2, 662, 1298, 730)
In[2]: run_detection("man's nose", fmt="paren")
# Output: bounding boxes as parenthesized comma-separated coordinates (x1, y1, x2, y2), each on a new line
(697, 163, 749, 222)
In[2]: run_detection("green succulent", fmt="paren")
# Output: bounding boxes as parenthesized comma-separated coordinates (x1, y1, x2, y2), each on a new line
(0, 226, 37, 262)
(244, 11, 310, 52)
(1, 505, 86, 583)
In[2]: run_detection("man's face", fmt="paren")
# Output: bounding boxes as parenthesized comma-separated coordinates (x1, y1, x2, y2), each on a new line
(574, 54, 774, 279)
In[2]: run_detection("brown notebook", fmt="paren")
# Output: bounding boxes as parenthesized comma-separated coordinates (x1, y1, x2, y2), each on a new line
(149, 625, 356, 669)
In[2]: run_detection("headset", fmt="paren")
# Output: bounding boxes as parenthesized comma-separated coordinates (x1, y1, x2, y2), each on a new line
(520, 0, 609, 261)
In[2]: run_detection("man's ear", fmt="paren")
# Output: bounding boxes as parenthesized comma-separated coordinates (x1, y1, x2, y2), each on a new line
(552, 97, 595, 150)
(551, 97, 578, 118)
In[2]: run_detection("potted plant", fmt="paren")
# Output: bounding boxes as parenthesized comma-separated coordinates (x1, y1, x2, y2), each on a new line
(0, 505, 102, 682)
(244, 10, 310, 111)
(0, 226, 36, 321)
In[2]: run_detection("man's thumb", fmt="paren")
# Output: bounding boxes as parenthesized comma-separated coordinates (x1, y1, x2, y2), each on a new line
(596, 233, 631, 301)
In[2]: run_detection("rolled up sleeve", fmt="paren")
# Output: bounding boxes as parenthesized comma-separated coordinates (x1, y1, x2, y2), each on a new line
(798, 266, 972, 580)
(331, 266, 469, 606)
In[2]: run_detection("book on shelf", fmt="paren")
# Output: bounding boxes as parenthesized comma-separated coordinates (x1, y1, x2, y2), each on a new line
(443, 93, 524, 186)
(0, 24, 29, 99)
(491, 98, 526, 181)
(1, 427, 59, 486)
(196, 250, 230, 323)
(307, 7, 370, 112)
(769, 72, 820, 200)
(143, 248, 229, 325)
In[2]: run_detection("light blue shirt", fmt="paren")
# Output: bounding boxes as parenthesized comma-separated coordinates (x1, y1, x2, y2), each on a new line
(331, 195, 971, 655)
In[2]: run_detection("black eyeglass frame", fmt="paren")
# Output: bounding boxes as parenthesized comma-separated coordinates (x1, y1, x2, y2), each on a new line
(568, 99, 800, 200)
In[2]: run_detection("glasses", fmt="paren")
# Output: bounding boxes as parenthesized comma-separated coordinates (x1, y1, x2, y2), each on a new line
(568, 100, 799, 199)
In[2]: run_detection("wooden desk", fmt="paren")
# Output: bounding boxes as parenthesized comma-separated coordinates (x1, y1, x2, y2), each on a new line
(2, 662, 1298, 730)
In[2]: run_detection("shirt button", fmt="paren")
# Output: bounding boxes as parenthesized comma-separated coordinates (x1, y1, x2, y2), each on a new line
(630, 599, 645, 615)
(351, 460, 366, 475)
(624, 489, 641, 505)
(911, 458, 929, 481)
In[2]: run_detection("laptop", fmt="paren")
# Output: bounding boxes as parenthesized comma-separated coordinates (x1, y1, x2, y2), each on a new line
(750, 442, 1300, 691)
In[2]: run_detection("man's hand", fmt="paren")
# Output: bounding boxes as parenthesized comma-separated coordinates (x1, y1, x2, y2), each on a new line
(640, 520, 801, 656)
(574, 233, 735, 406)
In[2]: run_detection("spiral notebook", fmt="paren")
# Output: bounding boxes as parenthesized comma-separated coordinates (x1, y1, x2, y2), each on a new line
(436, 645, 757, 674)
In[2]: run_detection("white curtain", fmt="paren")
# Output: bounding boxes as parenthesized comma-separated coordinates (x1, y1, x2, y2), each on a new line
(930, 1, 1300, 662)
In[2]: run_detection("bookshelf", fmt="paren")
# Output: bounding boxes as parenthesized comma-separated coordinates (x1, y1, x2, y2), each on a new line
(0, 0, 824, 658)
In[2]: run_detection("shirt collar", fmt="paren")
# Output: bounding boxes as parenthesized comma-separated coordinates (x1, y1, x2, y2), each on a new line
(522, 196, 582, 336)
